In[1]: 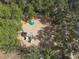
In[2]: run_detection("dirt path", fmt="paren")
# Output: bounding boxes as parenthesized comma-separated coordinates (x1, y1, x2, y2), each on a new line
(0, 52, 21, 59)
(17, 19, 47, 47)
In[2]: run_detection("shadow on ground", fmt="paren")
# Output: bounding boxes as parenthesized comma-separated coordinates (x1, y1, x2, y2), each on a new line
(35, 17, 57, 49)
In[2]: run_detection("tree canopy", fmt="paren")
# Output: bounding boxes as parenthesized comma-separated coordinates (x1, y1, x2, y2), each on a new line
(0, 0, 79, 59)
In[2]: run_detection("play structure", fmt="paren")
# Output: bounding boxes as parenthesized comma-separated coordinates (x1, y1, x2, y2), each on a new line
(17, 15, 48, 47)
(21, 16, 36, 42)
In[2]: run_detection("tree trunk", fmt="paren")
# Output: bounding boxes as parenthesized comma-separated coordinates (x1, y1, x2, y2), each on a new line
(70, 52, 74, 59)
(61, 48, 65, 59)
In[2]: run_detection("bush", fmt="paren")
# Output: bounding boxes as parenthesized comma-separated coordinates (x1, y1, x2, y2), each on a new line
(0, 2, 23, 20)
(0, 19, 20, 53)
(10, 3, 23, 20)
(0, 3, 11, 19)
(18, 46, 40, 59)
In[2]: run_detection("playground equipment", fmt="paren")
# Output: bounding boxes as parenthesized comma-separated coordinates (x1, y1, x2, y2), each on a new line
(27, 32, 33, 42)
(29, 16, 35, 25)
(20, 16, 35, 42)
(20, 31, 33, 42)
(29, 19, 35, 25)
(24, 16, 29, 24)
(19, 15, 47, 43)
(17, 15, 49, 47)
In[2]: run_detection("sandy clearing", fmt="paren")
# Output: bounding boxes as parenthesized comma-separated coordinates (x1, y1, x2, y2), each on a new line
(17, 19, 47, 47)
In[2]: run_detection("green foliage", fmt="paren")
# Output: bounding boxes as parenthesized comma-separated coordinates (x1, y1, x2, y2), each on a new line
(0, 3, 11, 18)
(0, 1, 23, 53)
(17, 0, 55, 17)
(39, 48, 61, 59)
(0, 19, 20, 53)
(0, 0, 79, 59)
(0, 2, 23, 20)
(18, 47, 40, 59)
(10, 3, 23, 20)
(43, 48, 55, 59)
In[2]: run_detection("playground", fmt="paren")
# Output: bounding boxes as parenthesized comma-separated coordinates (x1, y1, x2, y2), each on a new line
(17, 16, 49, 47)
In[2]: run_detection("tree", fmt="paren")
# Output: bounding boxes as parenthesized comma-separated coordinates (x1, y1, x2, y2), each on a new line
(36, 0, 79, 59)
(17, 0, 55, 17)
(0, 2, 23, 20)
(0, 18, 21, 53)
(10, 3, 23, 20)
(17, 46, 40, 59)
(0, 3, 11, 19)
